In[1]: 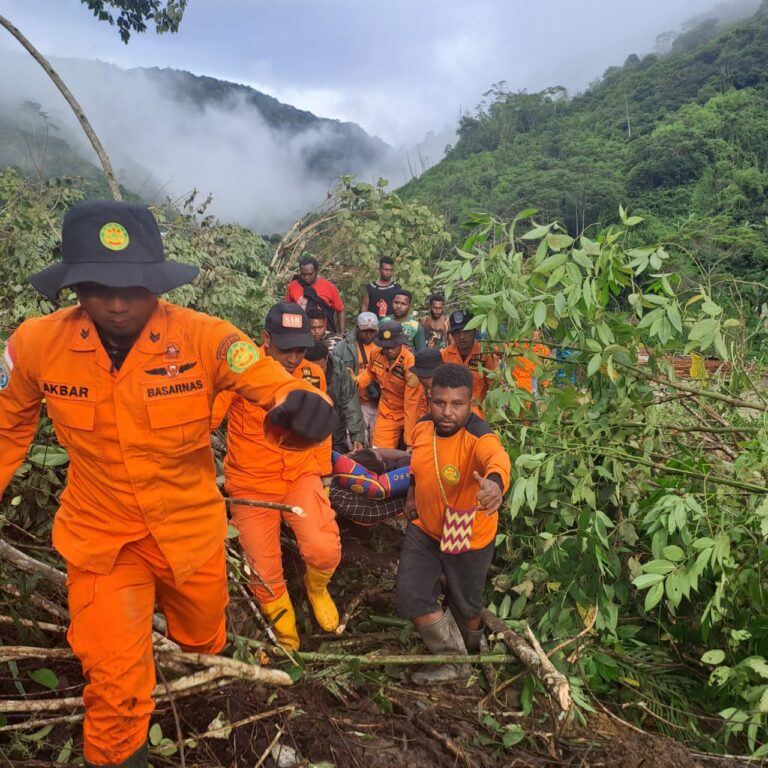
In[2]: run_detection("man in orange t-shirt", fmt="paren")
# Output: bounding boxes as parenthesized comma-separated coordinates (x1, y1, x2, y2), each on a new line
(215, 303, 341, 650)
(395, 364, 511, 684)
(441, 309, 497, 416)
(357, 320, 416, 449)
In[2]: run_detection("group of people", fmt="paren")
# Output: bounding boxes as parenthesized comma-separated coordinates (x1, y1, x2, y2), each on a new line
(0, 202, 517, 768)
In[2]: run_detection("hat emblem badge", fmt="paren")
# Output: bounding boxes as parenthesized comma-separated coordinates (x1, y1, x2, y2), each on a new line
(383, 330, 392, 339)
(100, 222, 130, 251)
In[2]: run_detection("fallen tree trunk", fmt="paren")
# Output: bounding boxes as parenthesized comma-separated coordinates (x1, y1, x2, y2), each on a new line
(0, 646, 292, 714)
(0, 539, 66, 586)
(481, 610, 572, 714)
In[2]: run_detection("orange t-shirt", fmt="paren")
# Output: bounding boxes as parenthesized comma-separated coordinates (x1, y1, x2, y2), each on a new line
(357, 346, 416, 424)
(441, 341, 498, 414)
(215, 359, 329, 493)
(410, 415, 511, 550)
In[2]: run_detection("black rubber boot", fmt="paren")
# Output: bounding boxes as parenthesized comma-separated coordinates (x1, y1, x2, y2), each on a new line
(84, 741, 148, 768)
(411, 608, 470, 685)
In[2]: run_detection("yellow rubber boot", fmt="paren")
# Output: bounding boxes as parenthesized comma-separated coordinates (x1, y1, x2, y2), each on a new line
(303, 565, 339, 632)
(260, 591, 300, 651)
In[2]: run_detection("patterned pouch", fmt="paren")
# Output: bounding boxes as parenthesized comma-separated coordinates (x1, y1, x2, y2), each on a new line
(439, 504, 477, 554)
(433, 431, 477, 554)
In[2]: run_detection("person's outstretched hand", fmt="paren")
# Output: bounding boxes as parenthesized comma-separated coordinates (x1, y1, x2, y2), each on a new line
(474, 471, 502, 514)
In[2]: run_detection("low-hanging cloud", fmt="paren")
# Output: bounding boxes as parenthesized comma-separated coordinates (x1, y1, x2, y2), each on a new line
(0, 48, 419, 232)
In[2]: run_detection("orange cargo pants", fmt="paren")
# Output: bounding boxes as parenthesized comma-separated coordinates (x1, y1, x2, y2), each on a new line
(66, 534, 228, 766)
(371, 415, 404, 449)
(228, 474, 341, 603)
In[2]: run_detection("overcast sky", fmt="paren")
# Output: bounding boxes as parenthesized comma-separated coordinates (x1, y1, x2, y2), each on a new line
(0, 0, 742, 147)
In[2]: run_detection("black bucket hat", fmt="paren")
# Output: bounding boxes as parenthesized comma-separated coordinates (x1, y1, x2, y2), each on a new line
(409, 348, 443, 378)
(374, 320, 409, 349)
(264, 302, 314, 349)
(29, 200, 199, 299)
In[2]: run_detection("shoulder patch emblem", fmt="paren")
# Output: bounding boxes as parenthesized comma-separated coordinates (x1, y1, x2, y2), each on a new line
(227, 341, 260, 373)
(442, 464, 460, 485)
(0, 346, 14, 391)
(406, 372, 419, 388)
(216, 333, 241, 360)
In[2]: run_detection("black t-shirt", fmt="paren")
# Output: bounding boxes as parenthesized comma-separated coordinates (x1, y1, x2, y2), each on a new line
(366, 281, 401, 318)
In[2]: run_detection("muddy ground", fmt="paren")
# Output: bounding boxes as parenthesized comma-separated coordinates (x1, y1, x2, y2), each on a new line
(0, 523, 744, 767)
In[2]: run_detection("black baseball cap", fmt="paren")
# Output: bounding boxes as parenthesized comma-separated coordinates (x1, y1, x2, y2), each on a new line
(264, 302, 314, 349)
(374, 320, 409, 348)
(449, 309, 474, 333)
(29, 200, 198, 299)
(409, 348, 443, 378)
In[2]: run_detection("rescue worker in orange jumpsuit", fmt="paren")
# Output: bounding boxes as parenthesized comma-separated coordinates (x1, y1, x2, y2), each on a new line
(357, 320, 416, 449)
(441, 310, 498, 416)
(0, 201, 337, 768)
(396, 364, 511, 684)
(213, 303, 341, 650)
(403, 348, 442, 447)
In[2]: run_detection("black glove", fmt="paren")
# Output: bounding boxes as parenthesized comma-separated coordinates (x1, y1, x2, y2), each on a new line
(268, 389, 339, 443)
(365, 381, 381, 403)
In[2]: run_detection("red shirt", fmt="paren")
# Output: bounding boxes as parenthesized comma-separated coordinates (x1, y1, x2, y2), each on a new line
(285, 278, 344, 312)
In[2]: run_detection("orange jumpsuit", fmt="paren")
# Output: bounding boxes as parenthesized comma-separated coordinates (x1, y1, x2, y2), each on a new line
(213, 360, 340, 603)
(358, 346, 416, 449)
(403, 376, 429, 448)
(441, 341, 498, 416)
(509, 342, 550, 394)
(0, 301, 325, 765)
(355, 341, 378, 444)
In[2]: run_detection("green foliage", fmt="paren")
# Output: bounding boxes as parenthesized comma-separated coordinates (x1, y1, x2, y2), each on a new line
(81, 0, 188, 43)
(0, 169, 83, 329)
(442, 207, 768, 755)
(402, 5, 768, 305)
(275, 176, 451, 309)
(160, 193, 273, 338)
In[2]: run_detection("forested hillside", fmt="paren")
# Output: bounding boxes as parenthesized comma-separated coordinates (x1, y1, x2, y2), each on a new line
(401, 0, 768, 291)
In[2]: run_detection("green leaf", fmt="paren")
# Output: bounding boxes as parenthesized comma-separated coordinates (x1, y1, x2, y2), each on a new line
(641, 559, 676, 575)
(702, 649, 726, 665)
(502, 725, 525, 747)
(56, 738, 73, 764)
(644, 581, 664, 611)
(534, 252, 568, 274)
(587, 353, 602, 378)
(546, 233, 574, 251)
(662, 545, 685, 563)
(28, 668, 58, 690)
(521, 224, 551, 241)
(27, 446, 69, 467)
(533, 303, 546, 328)
(632, 573, 665, 589)
(149, 723, 163, 746)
